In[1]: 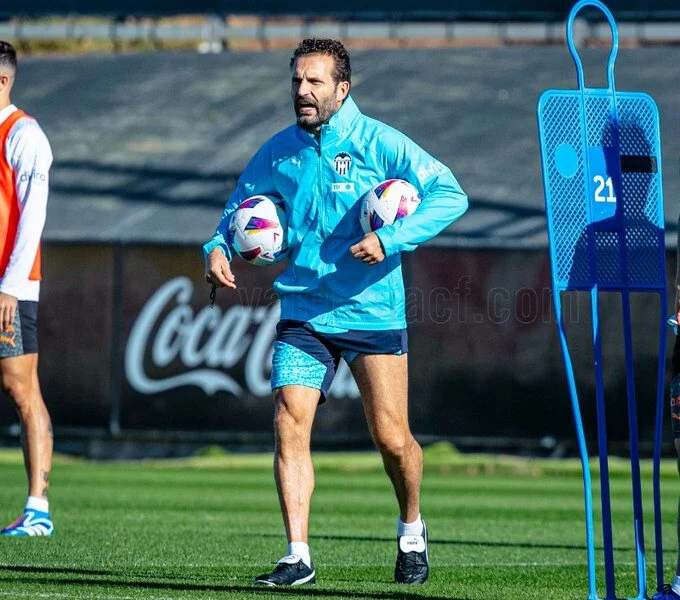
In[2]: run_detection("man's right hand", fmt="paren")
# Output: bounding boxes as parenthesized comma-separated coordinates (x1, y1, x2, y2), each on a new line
(205, 247, 237, 290)
(0, 292, 17, 331)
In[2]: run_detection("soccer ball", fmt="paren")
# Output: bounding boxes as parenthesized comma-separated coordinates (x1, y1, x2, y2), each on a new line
(229, 195, 288, 266)
(360, 179, 422, 233)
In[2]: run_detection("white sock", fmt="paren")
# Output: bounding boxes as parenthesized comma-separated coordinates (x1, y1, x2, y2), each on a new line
(671, 574, 680, 595)
(287, 542, 311, 567)
(397, 514, 423, 537)
(25, 496, 49, 514)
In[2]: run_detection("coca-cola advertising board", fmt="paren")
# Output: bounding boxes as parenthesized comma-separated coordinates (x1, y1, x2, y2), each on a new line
(118, 245, 360, 435)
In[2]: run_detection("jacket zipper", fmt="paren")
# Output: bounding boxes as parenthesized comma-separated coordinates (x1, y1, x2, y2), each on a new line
(316, 126, 334, 324)
(317, 127, 326, 234)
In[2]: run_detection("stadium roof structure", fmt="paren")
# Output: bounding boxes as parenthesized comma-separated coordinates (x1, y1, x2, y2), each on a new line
(14, 47, 680, 249)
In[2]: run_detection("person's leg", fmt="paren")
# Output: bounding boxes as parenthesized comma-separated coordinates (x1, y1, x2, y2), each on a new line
(350, 353, 421, 521)
(675, 439, 680, 581)
(273, 384, 321, 546)
(349, 352, 428, 584)
(655, 439, 680, 599)
(1, 352, 54, 536)
(255, 322, 336, 586)
(254, 386, 321, 587)
(652, 340, 680, 598)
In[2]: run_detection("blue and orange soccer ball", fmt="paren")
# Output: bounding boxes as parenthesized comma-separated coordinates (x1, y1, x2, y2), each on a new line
(229, 195, 288, 266)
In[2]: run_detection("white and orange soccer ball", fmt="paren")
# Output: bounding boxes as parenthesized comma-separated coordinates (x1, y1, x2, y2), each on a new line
(229, 195, 288, 266)
(360, 179, 422, 233)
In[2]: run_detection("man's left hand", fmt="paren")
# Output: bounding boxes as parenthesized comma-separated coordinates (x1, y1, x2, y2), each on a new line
(0, 292, 17, 332)
(350, 233, 385, 265)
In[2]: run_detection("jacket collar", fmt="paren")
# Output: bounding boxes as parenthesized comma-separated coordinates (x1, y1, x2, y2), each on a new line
(297, 95, 360, 144)
(324, 95, 360, 138)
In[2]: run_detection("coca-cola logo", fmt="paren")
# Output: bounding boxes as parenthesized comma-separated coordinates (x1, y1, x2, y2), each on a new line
(125, 277, 359, 399)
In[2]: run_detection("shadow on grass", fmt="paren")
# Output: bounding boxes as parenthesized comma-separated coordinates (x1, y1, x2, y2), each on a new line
(0, 567, 462, 599)
(303, 533, 631, 552)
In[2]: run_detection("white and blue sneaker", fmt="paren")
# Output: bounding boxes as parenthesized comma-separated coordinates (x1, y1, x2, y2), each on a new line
(1, 510, 54, 536)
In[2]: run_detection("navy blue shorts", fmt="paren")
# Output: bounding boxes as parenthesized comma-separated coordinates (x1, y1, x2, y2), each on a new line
(271, 320, 408, 402)
(0, 301, 39, 358)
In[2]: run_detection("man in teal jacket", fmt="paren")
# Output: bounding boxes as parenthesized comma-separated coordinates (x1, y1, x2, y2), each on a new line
(204, 38, 468, 587)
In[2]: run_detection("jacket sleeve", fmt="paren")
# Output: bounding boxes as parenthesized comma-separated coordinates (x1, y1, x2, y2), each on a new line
(373, 128, 468, 258)
(202, 142, 275, 262)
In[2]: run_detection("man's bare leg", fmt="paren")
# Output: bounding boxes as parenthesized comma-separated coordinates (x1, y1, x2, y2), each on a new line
(273, 384, 320, 544)
(350, 353, 428, 584)
(255, 384, 319, 586)
(350, 354, 422, 521)
(1, 353, 54, 536)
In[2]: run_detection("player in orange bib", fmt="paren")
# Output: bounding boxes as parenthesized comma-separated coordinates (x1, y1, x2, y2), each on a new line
(0, 41, 54, 537)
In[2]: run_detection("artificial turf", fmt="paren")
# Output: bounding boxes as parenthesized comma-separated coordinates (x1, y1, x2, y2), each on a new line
(0, 445, 677, 599)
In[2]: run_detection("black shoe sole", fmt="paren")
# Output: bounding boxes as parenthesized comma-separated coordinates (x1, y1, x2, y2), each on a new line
(395, 573, 428, 585)
(253, 573, 316, 587)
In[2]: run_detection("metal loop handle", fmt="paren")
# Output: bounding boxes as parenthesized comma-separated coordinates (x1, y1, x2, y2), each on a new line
(566, 0, 619, 91)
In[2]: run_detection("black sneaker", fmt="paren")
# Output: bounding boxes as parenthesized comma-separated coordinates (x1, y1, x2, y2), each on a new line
(254, 555, 316, 587)
(394, 520, 429, 584)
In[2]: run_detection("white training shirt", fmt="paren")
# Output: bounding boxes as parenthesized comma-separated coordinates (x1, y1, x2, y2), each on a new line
(0, 104, 52, 301)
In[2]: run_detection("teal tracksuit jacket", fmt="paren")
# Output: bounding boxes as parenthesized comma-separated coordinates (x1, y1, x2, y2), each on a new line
(203, 95, 468, 331)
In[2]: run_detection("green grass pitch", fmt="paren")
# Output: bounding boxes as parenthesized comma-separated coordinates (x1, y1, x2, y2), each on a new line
(0, 445, 677, 599)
